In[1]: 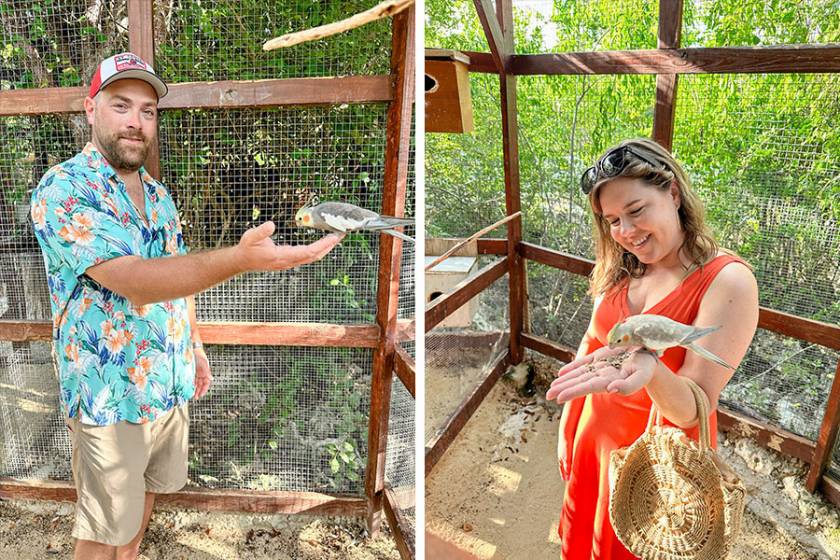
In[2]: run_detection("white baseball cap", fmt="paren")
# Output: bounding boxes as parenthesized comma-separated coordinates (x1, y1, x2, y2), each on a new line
(88, 52, 167, 99)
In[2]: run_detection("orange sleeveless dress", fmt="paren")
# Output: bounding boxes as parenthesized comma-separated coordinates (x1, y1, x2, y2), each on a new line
(558, 255, 745, 560)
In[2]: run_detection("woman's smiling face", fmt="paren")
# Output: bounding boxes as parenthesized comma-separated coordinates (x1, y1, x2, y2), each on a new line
(596, 176, 683, 265)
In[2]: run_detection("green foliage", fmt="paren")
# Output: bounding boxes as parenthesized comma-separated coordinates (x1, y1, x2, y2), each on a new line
(156, 0, 391, 80)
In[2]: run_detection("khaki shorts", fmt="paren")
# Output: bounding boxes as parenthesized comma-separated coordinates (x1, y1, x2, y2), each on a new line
(67, 405, 189, 546)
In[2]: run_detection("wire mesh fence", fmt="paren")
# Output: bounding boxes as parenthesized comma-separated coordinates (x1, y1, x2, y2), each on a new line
(0, 0, 129, 90)
(425, 264, 509, 443)
(673, 73, 840, 325)
(154, 0, 392, 81)
(0, 1, 414, 505)
(158, 105, 398, 324)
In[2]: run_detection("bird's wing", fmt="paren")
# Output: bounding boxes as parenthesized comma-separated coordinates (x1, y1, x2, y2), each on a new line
(633, 317, 687, 349)
(318, 202, 378, 221)
(321, 211, 369, 232)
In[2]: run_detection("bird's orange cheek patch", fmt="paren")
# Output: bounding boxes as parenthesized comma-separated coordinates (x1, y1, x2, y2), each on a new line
(303, 215, 311, 224)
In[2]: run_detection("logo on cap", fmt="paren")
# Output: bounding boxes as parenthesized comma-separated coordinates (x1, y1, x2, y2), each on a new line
(114, 53, 148, 72)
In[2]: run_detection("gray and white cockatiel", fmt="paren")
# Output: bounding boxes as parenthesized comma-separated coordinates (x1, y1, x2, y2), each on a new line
(607, 314, 735, 369)
(295, 201, 415, 243)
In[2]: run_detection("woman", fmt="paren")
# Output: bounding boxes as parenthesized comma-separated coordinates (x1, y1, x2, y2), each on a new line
(546, 138, 759, 559)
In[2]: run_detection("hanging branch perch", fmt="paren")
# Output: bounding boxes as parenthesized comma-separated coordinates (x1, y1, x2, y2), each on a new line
(425, 212, 522, 272)
(263, 0, 415, 51)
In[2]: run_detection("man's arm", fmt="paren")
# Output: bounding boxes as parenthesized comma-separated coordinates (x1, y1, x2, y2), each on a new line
(86, 221, 343, 306)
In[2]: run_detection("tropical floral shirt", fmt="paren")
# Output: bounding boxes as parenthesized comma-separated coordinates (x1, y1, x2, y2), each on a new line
(31, 143, 196, 426)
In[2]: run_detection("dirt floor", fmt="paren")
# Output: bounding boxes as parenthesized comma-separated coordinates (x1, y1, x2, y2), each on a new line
(0, 499, 399, 560)
(426, 355, 840, 560)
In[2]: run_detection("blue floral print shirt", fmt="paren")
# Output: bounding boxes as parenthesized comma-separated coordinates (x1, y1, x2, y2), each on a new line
(31, 143, 196, 426)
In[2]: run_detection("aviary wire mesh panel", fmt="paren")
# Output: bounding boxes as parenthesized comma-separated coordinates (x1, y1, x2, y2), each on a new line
(673, 73, 840, 325)
(526, 263, 592, 351)
(189, 345, 372, 493)
(682, 0, 840, 48)
(0, 0, 129, 90)
(158, 105, 397, 324)
(830, 431, 840, 480)
(0, 114, 84, 322)
(426, 73, 506, 239)
(154, 0, 392, 81)
(0, 342, 375, 494)
(0, 341, 70, 480)
(721, 331, 838, 443)
(425, 266, 509, 443)
(516, 74, 656, 257)
(511, 0, 659, 54)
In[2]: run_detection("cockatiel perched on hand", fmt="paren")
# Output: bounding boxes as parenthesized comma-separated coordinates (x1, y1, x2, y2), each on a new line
(295, 201, 415, 243)
(607, 314, 735, 369)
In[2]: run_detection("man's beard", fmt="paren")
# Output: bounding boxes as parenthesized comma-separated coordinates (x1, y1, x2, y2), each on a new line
(93, 124, 151, 173)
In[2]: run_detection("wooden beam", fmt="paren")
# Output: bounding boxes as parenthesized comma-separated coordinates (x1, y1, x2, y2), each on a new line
(198, 322, 382, 347)
(493, 0, 525, 366)
(127, 0, 160, 180)
(819, 475, 840, 510)
(459, 46, 840, 75)
(0, 320, 388, 347)
(518, 241, 840, 350)
(0, 478, 366, 515)
(652, 0, 683, 150)
(717, 406, 815, 464)
(521, 333, 576, 363)
(0, 320, 52, 341)
(472, 0, 508, 73)
(160, 77, 393, 110)
(425, 349, 511, 476)
(0, 77, 394, 116)
(425, 257, 509, 332)
(393, 344, 416, 397)
(806, 359, 840, 491)
(757, 309, 840, 351)
(519, 241, 595, 276)
(426, 237, 508, 255)
(366, 6, 415, 536)
(383, 485, 415, 560)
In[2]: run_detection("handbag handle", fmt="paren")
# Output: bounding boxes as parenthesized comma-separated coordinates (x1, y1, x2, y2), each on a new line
(644, 377, 712, 453)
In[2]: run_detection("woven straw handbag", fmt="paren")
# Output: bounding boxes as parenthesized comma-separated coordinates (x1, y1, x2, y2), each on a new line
(608, 377, 746, 559)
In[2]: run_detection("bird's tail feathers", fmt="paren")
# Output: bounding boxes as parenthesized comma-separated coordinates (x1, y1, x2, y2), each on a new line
(377, 216, 415, 227)
(381, 228, 415, 243)
(686, 342, 735, 369)
(679, 325, 719, 345)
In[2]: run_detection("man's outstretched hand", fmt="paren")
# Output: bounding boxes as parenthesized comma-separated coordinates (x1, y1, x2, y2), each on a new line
(236, 221, 344, 272)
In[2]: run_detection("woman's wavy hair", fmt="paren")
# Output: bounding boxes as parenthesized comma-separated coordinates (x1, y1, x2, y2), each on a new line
(586, 138, 719, 296)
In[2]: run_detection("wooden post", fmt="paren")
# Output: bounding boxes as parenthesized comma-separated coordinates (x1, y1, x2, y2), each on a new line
(127, 0, 161, 180)
(365, 6, 415, 535)
(497, 0, 525, 364)
(652, 0, 683, 150)
(806, 359, 840, 492)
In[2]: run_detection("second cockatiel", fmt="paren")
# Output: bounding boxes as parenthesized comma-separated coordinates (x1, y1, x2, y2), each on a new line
(607, 314, 735, 369)
(295, 201, 415, 243)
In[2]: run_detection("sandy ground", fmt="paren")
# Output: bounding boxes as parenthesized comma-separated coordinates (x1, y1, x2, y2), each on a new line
(426, 356, 840, 560)
(0, 499, 399, 560)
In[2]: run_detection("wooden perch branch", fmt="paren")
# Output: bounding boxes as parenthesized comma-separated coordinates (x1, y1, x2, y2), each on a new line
(425, 211, 521, 272)
(263, 0, 415, 51)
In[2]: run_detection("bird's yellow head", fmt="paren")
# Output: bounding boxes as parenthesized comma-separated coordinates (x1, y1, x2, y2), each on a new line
(295, 207, 313, 228)
(607, 321, 633, 348)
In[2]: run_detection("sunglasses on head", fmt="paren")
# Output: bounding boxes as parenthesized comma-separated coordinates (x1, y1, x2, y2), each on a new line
(580, 145, 664, 194)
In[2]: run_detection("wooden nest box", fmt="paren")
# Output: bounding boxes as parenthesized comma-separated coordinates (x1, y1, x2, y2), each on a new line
(425, 239, 479, 328)
(425, 49, 474, 133)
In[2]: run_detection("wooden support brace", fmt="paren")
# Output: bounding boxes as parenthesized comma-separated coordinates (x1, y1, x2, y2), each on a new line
(806, 359, 840, 492)
(365, 5, 415, 536)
